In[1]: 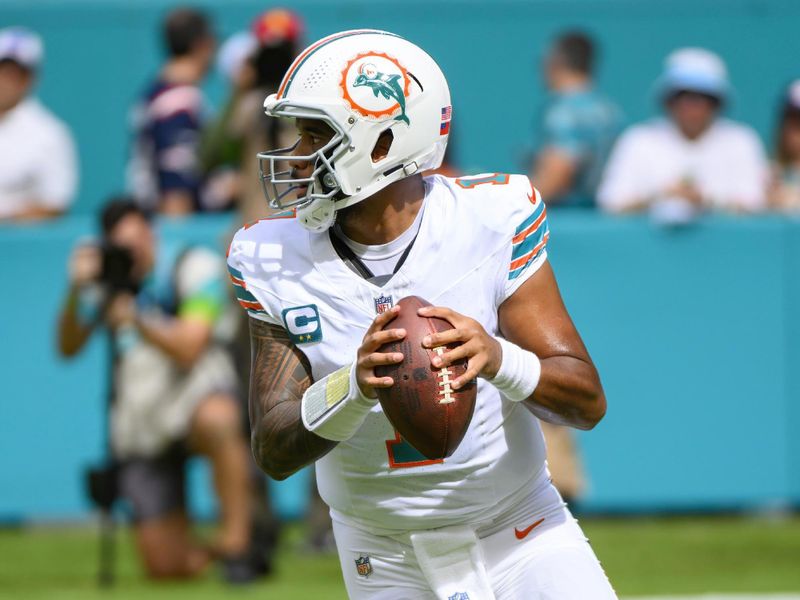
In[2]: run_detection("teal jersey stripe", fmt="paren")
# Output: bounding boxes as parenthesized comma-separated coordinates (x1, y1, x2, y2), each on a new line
(227, 264, 244, 280)
(511, 223, 549, 260)
(508, 246, 547, 280)
(265, 209, 297, 220)
(513, 202, 545, 236)
(281, 30, 402, 98)
(234, 286, 259, 304)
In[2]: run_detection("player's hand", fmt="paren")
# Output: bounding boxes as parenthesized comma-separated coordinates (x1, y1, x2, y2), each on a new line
(68, 244, 101, 287)
(418, 306, 502, 390)
(355, 305, 406, 399)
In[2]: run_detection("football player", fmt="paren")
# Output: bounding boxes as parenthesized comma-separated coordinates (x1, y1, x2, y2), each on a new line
(228, 29, 616, 599)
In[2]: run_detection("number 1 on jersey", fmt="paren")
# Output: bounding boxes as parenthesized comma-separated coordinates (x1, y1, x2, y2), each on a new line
(454, 173, 510, 189)
(386, 430, 443, 469)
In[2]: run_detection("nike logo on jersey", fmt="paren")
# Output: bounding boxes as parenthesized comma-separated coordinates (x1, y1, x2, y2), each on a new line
(514, 517, 545, 540)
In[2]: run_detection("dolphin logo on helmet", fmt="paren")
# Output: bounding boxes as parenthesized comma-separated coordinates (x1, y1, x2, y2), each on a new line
(353, 62, 410, 125)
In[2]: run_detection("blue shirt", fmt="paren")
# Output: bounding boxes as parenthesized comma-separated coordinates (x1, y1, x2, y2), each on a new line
(128, 79, 206, 211)
(537, 88, 622, 207)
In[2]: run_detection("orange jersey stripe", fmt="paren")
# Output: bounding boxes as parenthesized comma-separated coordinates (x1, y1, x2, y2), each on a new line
(509, 232, 550, 271)
(237, 299, 264, 311)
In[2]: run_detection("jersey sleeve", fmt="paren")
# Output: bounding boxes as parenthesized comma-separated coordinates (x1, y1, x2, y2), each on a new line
(496, 175, 550, 304)
(226, 226, 282, 325)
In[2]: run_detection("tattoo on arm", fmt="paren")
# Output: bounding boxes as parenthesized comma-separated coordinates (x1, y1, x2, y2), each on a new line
(248, 317, 336, 479)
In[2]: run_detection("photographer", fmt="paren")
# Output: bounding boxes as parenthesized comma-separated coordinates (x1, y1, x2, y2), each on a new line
(57, 199, 258, 582)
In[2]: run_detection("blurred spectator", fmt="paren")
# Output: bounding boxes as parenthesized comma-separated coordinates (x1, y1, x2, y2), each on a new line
(202, 10, 334, 553)
(769, 80, 800, 212)
(529, 31, 622, 208)
(0, 27, 78, 221)
(198, 30, 257, 212)
(201, 8, 303, 223)
(598, 48, 768, 217)
(56, 199, 263, 582)
(127, 8, 216, 216)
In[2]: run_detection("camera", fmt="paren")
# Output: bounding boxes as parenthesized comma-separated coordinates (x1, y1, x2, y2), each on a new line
(98, 244, 139, 294)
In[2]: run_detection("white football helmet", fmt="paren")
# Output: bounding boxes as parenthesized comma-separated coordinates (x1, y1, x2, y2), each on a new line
(258, 29, 452, 231)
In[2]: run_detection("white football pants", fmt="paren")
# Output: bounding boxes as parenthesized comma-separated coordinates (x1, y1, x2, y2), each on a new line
(332, 504, 618, 600)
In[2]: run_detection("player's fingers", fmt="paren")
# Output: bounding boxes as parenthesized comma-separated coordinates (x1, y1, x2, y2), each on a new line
(431, 343, 471, 368)
(363, 375, 394, 388)
(422, 327, 466, 349)
(365, 305, 400, 335)
(417, 305, 463, 325)
(359, 351, 404, 369)
(452, 357, 483, 390)
(363, 328, 406, 352)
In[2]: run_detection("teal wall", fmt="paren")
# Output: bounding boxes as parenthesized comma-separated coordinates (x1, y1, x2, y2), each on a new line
(1, 213, 799, 520)
(1, 0, 799, 214)
(2, 0, 799, 521)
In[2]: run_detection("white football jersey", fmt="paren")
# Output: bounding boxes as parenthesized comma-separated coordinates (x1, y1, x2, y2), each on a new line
(227, 173, 551, 534)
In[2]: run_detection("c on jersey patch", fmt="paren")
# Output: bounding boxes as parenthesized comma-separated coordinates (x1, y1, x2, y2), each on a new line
(281, 304, 322, 344)
(355, 555, 372, 578)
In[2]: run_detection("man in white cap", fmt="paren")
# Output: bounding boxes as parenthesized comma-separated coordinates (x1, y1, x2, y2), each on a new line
(0, 27, 78, 221)
(598, 47, 767, 215)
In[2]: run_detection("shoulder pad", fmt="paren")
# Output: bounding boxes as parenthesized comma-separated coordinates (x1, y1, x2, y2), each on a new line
(226, 210, 305, 319)
(441, 173, 543, 234)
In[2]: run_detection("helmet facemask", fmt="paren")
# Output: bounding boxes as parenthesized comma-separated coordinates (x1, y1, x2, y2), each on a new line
(257, 102, 351, 215)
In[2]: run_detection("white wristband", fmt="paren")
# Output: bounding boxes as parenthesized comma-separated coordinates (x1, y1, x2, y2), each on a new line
(301, 362, 378, 442)
(488, 337, 541, 402)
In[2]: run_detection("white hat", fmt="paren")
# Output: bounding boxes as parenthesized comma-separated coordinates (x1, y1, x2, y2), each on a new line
(0, 27, 43, 70)
(657, 47, 729, 101)
(785, 80, 800, 111)
(217, 31, 257, 83)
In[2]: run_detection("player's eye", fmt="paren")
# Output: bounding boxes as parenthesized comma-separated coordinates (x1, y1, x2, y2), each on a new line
(297, 131, 322, 148)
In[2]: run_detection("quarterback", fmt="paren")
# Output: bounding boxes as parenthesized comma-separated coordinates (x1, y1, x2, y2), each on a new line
(227, 29, 616, 599)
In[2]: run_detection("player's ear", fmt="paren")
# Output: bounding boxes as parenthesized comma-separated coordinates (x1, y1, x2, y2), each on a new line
(371, 129, 394, 162)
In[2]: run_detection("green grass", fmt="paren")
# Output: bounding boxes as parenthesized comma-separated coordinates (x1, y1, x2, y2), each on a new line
(0, 516, 799, 599)
(584, 515, 800, 596)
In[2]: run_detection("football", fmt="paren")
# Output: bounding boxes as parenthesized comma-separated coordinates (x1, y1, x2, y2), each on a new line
(374, 296, 477, 460)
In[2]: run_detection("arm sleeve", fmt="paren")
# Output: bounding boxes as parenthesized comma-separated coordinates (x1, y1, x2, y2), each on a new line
(175, 248, 226, 324)
(36, 119, 78, 211)
(496, 176, 550, 305)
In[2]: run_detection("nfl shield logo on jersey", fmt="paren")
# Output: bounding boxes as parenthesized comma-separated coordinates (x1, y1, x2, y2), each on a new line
(374, 294, 394, 314)
(447, 593, 470, 600)
(355, 555, 373, 578)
